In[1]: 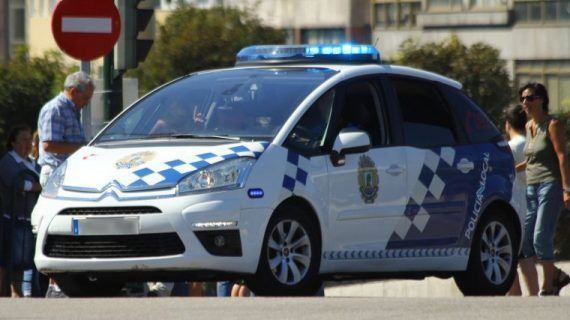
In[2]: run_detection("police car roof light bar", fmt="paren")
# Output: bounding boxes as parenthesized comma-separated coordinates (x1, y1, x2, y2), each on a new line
(235, 44, 381, 66)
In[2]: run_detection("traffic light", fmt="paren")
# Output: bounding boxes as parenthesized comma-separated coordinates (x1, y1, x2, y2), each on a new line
(115, 0, 156, 70)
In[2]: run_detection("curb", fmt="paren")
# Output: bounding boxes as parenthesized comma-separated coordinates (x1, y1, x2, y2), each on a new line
(324, 262, 570, 297)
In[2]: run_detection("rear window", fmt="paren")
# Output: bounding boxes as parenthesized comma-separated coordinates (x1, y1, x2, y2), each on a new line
(441, 86, 501, 143)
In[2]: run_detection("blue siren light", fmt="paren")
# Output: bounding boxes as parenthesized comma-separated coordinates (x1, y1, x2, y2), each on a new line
(235, 44, 381, 65)
(248, 188, 264, 198)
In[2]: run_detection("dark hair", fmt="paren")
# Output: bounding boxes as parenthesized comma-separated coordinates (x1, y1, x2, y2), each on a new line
(518, 82, 549, 113)
(503, 104, 527, 133)
(6, 124, 32, 151)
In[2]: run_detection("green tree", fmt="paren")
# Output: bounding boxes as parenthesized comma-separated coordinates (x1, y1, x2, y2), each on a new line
(394, 35, 512, 122)
(134, 5, 286, 92)
(0, 46, 71, 153)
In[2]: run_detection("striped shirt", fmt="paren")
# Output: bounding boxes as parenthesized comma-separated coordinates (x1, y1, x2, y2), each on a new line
(37, 93, 86, 167)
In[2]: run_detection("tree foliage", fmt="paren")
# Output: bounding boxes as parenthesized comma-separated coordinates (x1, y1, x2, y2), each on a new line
(134, 5, 286, 92)
(394, 35, 512, 122)
(0, 47, 72, 153)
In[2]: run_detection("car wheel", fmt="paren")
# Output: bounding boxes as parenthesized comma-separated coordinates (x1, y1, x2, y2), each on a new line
(454, 211, 518, 296)
(247, 203, 322, 296)
(53, 274, 125, 297)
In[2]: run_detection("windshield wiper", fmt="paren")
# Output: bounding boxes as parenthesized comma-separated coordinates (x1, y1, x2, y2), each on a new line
(170, 133, 241, 141)
(96, 133, 241, 144)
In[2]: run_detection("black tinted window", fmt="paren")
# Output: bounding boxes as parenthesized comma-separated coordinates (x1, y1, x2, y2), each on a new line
(441, 86, 501, 143)
(285, 90, 335, 155)
(391, 77, 457, 148)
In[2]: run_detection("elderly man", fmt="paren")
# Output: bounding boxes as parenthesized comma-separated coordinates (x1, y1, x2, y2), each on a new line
(37, 71, 92, 186)
(37, 71, 93, 298)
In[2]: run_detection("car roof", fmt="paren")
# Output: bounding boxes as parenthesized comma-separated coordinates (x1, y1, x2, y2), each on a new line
(225, 64, 462, 90)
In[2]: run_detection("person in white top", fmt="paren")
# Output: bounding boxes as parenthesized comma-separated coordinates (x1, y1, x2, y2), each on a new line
(504, 104, 531, 296)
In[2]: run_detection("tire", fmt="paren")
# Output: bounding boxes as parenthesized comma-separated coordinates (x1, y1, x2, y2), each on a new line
(454, 211, 519, 296)
(53, 274, 125, 297)
(246, 203, 322, 296)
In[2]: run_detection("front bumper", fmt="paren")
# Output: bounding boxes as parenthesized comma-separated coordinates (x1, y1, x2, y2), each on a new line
(33, 190, 271, 276)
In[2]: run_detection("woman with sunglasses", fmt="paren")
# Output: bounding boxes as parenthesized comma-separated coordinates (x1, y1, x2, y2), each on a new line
(518, 82, 570, 295)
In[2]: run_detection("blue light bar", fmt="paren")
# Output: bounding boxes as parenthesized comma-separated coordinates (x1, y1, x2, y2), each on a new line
(236, 44, 381, 66)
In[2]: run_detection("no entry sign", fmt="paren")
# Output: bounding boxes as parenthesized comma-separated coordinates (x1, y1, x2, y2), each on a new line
(51, 0, 121, 61)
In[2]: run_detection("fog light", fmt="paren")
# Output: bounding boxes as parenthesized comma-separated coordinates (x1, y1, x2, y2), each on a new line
(214, 235, 226, 247)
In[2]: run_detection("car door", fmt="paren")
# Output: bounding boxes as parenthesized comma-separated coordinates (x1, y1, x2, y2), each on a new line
(324, 78, 408, 266)
(385, 76, 476, 252)
(439, 85, 508, 246)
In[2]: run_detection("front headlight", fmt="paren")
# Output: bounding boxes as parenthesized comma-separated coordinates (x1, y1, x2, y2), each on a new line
(41, 161, 67, 199)
(177, 157, 256, 195)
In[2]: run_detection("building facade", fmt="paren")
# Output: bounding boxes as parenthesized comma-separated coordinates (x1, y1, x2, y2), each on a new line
(371, 0, 570, 112)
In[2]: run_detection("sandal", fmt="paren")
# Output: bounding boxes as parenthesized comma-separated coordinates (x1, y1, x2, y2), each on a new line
(553, 268, 570, 295)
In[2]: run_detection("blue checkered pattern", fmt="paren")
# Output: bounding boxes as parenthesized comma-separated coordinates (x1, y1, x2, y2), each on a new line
(38, 93, 86, 167)
(390, 147, 455, 243)
(323, 247, 469, 260)
(282, 150, 309, 193)
(114, 142, 269, 190)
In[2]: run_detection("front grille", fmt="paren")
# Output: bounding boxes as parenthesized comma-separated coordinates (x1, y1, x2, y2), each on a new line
(59, 206, 162, 216)
(44, 233, 185, 258)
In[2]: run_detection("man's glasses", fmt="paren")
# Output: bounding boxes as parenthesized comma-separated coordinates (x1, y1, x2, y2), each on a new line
(520, 95, 540, 102)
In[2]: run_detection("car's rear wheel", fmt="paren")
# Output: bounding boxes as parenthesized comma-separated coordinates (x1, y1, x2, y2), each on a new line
(53, 274, 125, 297)
(454, 211, 518, 296)
(246, 203, 322, 296)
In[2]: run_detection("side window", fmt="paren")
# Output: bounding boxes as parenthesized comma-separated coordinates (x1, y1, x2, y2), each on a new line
(285, 89, 335, 155)
(441, 86, 501, 143)
(337, 81, 384, 147)
(391, 77, 457, 148)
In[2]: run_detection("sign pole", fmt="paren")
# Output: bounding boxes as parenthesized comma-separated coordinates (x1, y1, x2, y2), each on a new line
(80, 60, 92, 139)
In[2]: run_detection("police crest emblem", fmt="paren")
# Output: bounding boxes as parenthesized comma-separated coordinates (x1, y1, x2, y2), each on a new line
(115, 151, 155, 170)
(358, 155, 379, 203)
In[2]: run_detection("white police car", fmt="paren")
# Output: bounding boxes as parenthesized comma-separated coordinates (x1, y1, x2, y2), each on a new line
(32, 44, 522, 297)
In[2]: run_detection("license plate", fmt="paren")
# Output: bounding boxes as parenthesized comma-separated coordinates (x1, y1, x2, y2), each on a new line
(72, 217, 140, 236)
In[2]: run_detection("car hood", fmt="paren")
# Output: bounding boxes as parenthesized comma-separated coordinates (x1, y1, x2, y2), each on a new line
(62, 141, 269, 192)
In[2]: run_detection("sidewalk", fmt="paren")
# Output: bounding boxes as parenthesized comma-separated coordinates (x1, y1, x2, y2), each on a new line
(324, 262, 570, 297)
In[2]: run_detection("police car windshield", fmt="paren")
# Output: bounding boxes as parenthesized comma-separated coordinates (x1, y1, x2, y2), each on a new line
(95, 67, 337, 143)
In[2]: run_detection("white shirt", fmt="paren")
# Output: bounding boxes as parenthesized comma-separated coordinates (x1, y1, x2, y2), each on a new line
(9, 150, 39, 191)
(508, 134, 527, 214)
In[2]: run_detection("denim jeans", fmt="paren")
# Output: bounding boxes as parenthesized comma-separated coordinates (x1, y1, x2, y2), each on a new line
(217, 281, 233, 297)
(522, 180, 563, 261)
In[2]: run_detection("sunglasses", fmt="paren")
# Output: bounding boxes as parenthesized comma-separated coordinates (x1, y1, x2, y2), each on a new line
(520, 95, 540, 102)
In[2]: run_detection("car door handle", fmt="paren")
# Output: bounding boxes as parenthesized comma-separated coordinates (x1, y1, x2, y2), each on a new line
(386, 164, 405, 176)
(457, 159, 474, 174)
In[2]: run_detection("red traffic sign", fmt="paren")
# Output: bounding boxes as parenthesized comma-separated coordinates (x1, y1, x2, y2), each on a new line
(51, 0, 121, 61)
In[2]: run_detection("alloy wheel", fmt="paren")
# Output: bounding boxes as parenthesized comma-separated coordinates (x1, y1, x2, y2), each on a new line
(266, 219, 312, 285)
(480, 221, 513, 285)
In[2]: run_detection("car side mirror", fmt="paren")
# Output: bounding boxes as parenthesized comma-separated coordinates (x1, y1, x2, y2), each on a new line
(330, 128, 371, 167)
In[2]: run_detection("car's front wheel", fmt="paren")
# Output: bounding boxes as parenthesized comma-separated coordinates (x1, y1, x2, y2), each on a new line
(454, 211, 518, 296)
(53, 274, 125, 297)
(247, 203, 322, 296)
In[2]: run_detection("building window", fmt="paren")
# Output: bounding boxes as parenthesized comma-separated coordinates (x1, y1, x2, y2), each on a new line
(374, 1, 421, 29)
(9, 0, 26, 45)
(515, 0, 570, 24)
(471, 0, 507, 8)
(427, 0, 463, 11)
(516, 60, 570, 113)
(301, 28, 345, 44)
